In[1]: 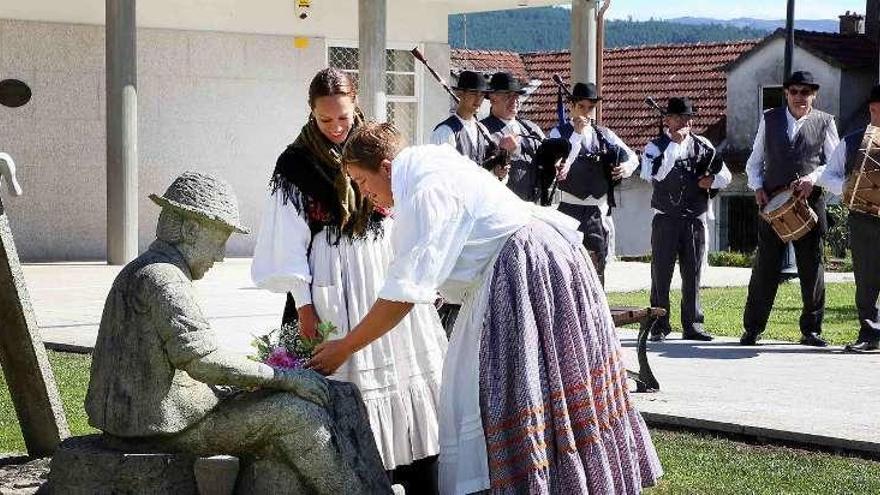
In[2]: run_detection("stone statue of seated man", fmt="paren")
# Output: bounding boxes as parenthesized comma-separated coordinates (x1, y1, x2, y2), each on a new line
(84, 171, 379, 494)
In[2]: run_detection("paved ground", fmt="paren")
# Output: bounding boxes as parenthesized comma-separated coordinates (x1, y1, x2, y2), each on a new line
(20, 258, 877, 455)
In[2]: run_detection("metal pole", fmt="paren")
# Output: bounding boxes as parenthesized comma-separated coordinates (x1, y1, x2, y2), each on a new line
(106, 0, 139, 264)
(784, 0, 795, 80)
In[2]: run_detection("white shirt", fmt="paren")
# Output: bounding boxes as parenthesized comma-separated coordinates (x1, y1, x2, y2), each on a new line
(379, 145, 535, 304)
(640, 132, 732, 220)
(745, 108, 840, 191)
(431, 114, 480, 149)
(548, 121, 639, 207)
(817, 134, 854, 196)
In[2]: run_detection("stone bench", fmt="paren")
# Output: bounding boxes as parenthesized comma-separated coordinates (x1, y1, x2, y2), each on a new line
(48, 382, 393, 494)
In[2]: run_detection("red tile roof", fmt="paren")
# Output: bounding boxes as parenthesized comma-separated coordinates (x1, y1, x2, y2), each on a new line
(727, 29, 878, 71)
(452, 40, 759, 151)
(449, 49, 530, 82)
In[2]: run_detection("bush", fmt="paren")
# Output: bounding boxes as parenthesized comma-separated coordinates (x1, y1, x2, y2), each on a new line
(826, 203, 850, 258)
(708, 250, 755, 268)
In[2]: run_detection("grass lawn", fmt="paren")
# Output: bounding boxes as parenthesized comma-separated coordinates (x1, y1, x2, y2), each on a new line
(1, 350, 879, 493)
(606, 282, 859, 345)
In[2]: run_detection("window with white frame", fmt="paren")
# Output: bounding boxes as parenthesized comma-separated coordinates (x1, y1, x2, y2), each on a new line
(328, 45, 420, 144)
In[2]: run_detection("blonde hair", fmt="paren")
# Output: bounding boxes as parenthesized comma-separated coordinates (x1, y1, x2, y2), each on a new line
(341, 121, 405, 171)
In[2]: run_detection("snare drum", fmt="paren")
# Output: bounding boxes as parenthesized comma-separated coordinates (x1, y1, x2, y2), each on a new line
(760, 189, 818, 242)
(843, 125, 880, 218)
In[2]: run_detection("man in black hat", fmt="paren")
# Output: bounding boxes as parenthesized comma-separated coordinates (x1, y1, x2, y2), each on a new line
(741, 70, 840, 347)
(431, 71, 507, 179)
(640, 97, 731, 341)
(548, 81, 638, 285)
(817, 84, 880, 352)
(481, 71, 546, 202)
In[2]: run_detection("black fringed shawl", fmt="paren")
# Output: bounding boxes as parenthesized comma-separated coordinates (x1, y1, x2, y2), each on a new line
(269, 117, 385, 242)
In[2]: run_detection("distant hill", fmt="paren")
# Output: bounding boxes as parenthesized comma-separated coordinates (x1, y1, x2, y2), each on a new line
(449, 7, 838, 52)
(668, 17, 838, 33)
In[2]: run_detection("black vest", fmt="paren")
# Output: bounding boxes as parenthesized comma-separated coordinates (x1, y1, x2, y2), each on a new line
(434, 115, 489, 166)
(843, 127, 867, 177)
(554, 122, 610, 200)
(481, 115, 543, 202)
(763, 107, 834, 193)
(649, 134, 715, 218)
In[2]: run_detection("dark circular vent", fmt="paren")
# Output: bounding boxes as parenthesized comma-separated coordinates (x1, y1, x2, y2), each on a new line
(0, 79, 32, 108)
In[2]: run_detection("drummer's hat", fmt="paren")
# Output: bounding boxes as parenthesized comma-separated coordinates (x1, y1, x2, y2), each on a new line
(783, 70, 820, 90)
(487, 72, 526, 95)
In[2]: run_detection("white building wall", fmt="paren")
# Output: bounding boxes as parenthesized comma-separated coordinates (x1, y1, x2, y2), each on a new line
(0, 16, 449, 261)
(726, 38, 842, 152)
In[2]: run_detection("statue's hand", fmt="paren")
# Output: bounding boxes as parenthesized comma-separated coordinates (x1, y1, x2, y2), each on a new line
(275, 369, 329, 407)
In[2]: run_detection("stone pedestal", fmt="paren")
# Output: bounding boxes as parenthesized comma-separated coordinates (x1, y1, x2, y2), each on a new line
(48, 382, 392, 494)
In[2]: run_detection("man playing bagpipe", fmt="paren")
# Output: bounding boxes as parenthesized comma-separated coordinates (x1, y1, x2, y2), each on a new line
(431, 70, 508, 180)
(481, 72, 546, 203)
(817, 84, 880, 352)
(640, 97, 731, 342)
(548, 81, 638, 286)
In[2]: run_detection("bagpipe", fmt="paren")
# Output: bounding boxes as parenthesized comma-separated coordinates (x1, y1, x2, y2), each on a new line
(644, 96, 724, 198)
(551, 74, 624, 207)
(411, 48, 509, 174)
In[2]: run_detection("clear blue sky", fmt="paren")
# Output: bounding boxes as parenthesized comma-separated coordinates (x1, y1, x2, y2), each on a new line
(561, 0, 867, 21)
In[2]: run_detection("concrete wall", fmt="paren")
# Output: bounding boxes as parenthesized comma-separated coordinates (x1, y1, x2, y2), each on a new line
(840, 69, 876, 135)
(0, 0, 451, 43)
(610, 179, 722, 257)
(0, 18, 449, 261)
(726, 39, 842, 152)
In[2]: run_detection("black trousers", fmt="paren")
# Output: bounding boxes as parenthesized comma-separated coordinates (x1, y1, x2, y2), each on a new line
(849, 212, 880, 341)
(743, 193, 826, 336)
(557, 202, 608, 286)
(388, 455, 439, 495)
(649, 214, 705, 333)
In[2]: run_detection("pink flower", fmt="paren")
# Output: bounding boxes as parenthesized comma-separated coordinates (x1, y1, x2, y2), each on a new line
(265, 347, 302, 370)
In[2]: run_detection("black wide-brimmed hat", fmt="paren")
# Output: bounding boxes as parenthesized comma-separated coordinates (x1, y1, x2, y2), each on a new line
(869, 84, 880, 103)
(665, 97, 697, 116)
(569, 82, 601, 101)
(784, 70, 820, 89)
(453, 70, 488, 92)
(487, 72, 526, 94)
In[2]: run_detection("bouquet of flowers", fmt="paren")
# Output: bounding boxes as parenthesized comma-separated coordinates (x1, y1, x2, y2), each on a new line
(249, 321, 337, 370)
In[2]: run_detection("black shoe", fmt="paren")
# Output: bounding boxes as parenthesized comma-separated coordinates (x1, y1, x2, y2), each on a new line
(844, 340, 880, 352)
(681, 328, 714, 341)
(739, 331, 761, 346)
(799, 332, 828, 347)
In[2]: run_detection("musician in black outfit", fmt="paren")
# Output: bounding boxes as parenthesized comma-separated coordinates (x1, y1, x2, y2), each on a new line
(481, 72, 546, 202)
(548, 82, 638, 285)
(817, 84, 880, 352)
(740, 71, 839, 347)
(640, 97, 731, 341)
(431, 70, 507, 179)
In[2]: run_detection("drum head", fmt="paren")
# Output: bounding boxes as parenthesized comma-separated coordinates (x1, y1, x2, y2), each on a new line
(762, 189, 792, 215)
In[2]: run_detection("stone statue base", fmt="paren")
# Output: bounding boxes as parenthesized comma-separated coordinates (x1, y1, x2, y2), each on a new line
(48, 382, 392, 494)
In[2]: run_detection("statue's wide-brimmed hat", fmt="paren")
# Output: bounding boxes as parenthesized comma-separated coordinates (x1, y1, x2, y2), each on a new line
(149, 171, 249, 234)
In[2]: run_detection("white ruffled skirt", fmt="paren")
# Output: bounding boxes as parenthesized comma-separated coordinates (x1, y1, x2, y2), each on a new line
(309, 222, 447, 470)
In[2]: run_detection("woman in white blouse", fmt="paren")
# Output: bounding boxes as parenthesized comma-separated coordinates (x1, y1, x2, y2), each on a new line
(310, 122, 663, 495)
(250, 69, 447, 492)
